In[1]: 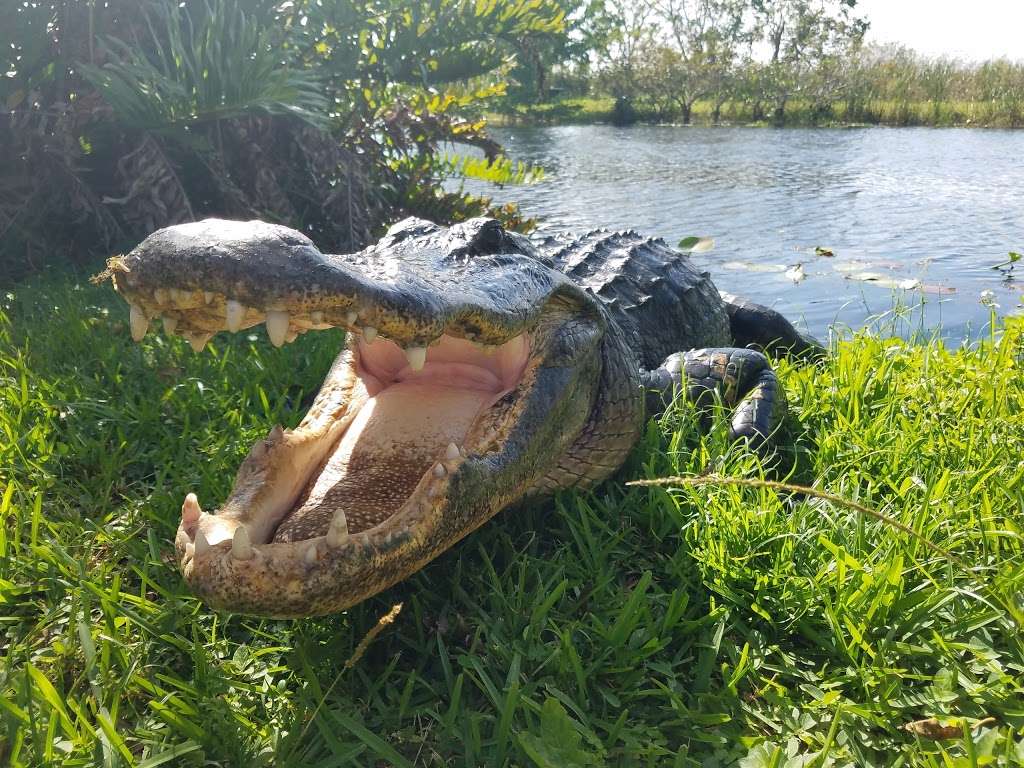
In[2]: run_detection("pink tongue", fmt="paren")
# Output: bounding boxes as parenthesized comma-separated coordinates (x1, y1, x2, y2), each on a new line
(272, 382, 489, 541)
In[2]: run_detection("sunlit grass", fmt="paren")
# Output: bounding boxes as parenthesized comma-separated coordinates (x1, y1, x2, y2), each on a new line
(1, 276, 1023, 766)
(490, 96, 1024, 128)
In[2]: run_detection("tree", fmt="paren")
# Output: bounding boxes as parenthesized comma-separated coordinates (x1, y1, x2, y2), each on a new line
(505, 0, 616, 103)
(652, 0, 747, 123)
(596, 0, 657, 108)
(0, 0, 565, 276)
(749, 0, 867, 123)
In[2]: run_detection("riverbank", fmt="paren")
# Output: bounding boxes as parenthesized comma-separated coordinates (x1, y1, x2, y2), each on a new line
(2, 275, 1022, 765)
(489, 96, 1024, 128)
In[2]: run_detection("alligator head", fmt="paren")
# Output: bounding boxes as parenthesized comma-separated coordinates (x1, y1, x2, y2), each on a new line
(107, 217, 644, 617)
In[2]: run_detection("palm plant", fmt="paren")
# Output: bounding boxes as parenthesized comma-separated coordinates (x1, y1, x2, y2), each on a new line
(80, 0, 331, 131)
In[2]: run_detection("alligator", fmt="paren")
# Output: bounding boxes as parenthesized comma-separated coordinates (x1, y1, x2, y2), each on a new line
(105, 217, 819, 618)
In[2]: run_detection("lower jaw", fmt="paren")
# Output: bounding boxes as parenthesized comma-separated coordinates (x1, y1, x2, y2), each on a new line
(271, 380, 494, 541)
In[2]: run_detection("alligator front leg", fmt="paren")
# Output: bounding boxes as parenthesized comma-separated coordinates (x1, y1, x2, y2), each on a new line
(641, 348, 785, 444)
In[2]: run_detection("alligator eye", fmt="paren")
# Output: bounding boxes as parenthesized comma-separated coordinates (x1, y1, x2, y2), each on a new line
(470, 219, 506, 252)
(445, 218, 507, 259)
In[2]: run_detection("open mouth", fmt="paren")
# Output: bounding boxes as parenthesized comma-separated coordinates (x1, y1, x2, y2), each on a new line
(265, 332, 528, 544)
(149, 296, 541, 614)
(171, 315, 532, 560)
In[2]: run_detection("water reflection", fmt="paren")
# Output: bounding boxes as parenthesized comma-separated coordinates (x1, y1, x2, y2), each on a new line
(458, 125, 1024, 340)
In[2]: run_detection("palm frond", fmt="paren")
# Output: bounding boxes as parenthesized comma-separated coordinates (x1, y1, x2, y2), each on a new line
(80, 0, 330, 133)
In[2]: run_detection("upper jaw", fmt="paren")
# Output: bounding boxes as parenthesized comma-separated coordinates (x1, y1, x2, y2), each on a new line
(106, 217, 581, 352)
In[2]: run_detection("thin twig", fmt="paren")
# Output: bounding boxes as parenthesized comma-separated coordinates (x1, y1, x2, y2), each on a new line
(344, 602, 403, 671)
(287, 603, 403, 756)
(627, 474, 961, 564)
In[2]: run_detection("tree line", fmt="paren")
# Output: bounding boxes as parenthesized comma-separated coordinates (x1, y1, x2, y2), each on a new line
(500, 0, 1024, 128)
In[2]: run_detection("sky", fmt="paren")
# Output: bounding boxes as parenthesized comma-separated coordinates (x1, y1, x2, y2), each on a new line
(856, 0, 1024, 62)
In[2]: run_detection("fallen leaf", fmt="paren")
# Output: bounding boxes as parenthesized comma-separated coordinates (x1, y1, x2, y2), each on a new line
(903, 718, 962, 740)
(903, 716, 995, 740)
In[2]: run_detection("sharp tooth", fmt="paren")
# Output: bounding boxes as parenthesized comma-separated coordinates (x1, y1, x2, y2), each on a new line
(445, 443, 461, 461)
(163, 315, 178, 335)
(304, 543, 319, 565)
(203, 291, 215, 305)
(265, 310, 289, 347)
(405, 346, 427, 371)
(184, 542, 195, 560)
(285, 329, 299, 343)
(231, 526, 254, 560)
(189, 333, 211, 353)
(345, 311, 358, 325)
(362, 326, 377, 343)
(129, 304, 148, 341)
(432, 463, 446, 478)
(181, 493, 202, 525)
(194, 529, 210, 557)
(169, 288, 185, 303)
(311, 311, 324, 325)
(326, 510, 350, 547)
(154, 288, 169, 304)
(225, 300, 246, 332)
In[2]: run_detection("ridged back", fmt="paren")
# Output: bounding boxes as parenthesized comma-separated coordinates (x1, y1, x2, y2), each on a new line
(540, 230, 731, 369)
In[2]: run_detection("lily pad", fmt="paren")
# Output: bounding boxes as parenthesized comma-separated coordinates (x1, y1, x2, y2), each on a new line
(832, 260, 904, 274)
(841, 272, 956, 295)
(678, 236, 715, 253)
(845, 271, 921, 290)
(919, 284, 957, 295)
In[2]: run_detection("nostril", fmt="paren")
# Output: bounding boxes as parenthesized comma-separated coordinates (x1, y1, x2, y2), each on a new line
(472, 219, 505, 252)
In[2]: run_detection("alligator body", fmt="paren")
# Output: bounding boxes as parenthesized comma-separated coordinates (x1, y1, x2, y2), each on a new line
(107, 217, 818, 617)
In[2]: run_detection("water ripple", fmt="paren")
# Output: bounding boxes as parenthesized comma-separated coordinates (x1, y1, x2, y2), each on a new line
(461, 125, 1024, 339)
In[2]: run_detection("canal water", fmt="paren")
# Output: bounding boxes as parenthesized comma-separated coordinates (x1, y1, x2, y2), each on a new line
(459, 125, 1024, 341)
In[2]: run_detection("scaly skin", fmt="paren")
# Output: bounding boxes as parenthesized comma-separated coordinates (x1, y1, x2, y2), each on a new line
(103, 216, 816, 617)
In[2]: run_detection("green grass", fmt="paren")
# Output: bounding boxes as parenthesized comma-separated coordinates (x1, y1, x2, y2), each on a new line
(2, 275, 1023, 766)
(490, 97, 618, 125)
